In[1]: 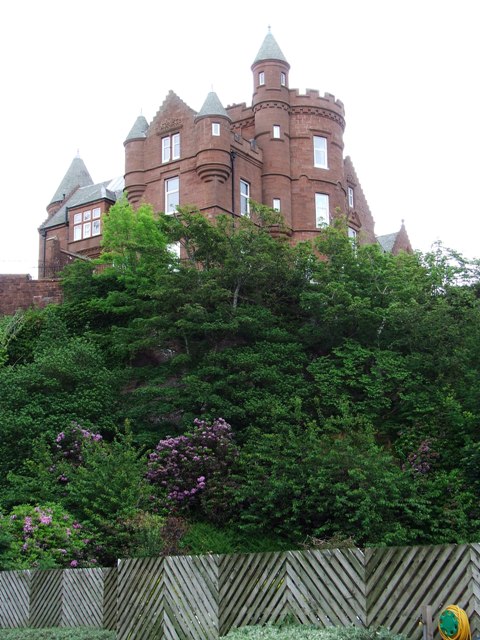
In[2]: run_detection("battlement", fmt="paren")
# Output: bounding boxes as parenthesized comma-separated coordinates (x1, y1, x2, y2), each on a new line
(289, 88, 345, 115)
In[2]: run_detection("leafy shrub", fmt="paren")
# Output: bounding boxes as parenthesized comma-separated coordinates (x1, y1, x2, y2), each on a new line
(0, 502, 94, 569)
(147, 417, 239, 522)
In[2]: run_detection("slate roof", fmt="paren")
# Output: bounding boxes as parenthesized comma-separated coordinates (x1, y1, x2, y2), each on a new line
(196, 91, 230, 120)
(40, 177, 124, 231)
(253, 31, 288, 64)
(377, 232, 398, 253)
(49, 156, 93, 206)
(125, 114, 149, 142)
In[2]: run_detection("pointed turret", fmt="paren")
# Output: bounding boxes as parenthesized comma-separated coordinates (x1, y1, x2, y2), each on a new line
(251, 30, 292, 227)
(253, 29, 288, 65)
(196, 91, 230, 120)
(47, 156, 93, 217)
(124, 114, 149, 142)
(195, 91, 232, 185)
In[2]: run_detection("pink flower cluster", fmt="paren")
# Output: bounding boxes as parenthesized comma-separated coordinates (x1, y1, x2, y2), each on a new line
(146, 418, 238, 508)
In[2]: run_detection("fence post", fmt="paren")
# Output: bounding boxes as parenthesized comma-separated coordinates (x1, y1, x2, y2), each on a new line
(421, 605, 434, 640)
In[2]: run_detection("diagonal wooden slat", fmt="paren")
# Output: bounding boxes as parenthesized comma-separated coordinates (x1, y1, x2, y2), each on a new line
(29, 569, 62, 628)
(286, 548, 366, 628)
(103, 567, 117, 631)
(367, 544, 473, 640)
(116, 557, 164, 640)
(1, 541, 480, 637)
(163, 554, 220, 640)
(0, 570, 31, 628)
(470, 543, 480, 638)
(218, 552, 287, 636)
(62, 568, 104, 628)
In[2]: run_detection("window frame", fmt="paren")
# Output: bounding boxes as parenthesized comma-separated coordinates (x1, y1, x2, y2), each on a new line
(162, 133, 180, 163)
(348, 187, 354, 208)
(273, 198, 281, 212)
(315, 193, 330, 227)
(212, 122, 220, 136)
(240, 179, 250, 216)
(165, 176, 180, 214)
(280, 72, 286, 86)
(273, 125, 281, 139)
(258, 71, 265, 86)
(313, 136, 328, 169)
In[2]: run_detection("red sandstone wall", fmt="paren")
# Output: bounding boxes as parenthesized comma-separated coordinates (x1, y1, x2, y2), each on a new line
(0, 275, 63, 317)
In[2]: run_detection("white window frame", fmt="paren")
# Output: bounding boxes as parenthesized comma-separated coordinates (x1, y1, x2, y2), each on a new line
(162, 133, 180, 163)
(172, 133, 180, 159)
(273, 125, 281, 139)
(348, 227, 357, 240)
(348, 187, 354, 208)
(83, 210, 91, 222)
(83, 221, 91, 238)
(313, 136, 328, 169)
(92, 219, 101, 236)
(273, 198, 281, 212)
(258, 71, 265, 86)
(165, 177, 179, 214)
(240, 180, 250, 216)
(74, 225, 82, 241)
(280, 72, 286, 86)
(315, 193, 330, 227)
(212, 122, 220, 136)
(92, 207, 101, 219)
(73, 212, 82, 225)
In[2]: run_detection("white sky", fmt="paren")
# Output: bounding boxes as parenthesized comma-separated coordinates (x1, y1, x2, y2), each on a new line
(1, 0, 479, 277)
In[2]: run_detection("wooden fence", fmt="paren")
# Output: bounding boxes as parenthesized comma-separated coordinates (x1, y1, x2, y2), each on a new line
(0, 543, 479, 638)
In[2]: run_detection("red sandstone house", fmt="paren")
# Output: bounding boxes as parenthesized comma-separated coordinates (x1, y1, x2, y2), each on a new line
(0, 31, 411, 317)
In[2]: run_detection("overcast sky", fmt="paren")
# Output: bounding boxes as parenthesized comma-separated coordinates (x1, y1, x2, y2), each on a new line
(1, 0, 478, 277)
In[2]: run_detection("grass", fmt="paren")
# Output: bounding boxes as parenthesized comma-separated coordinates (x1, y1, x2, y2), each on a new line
(224, 624, 408, 640)
(0, 629, 115, 640)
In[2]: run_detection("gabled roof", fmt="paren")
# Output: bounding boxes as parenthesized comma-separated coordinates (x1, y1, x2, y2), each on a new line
(196, 91, 230, 120)
(125, 115, 149, 142)
(40, 177, 124, 231)
(377, 232, 398, 253)
(49, 156, 93, 206)
(253, 31, 288, 65)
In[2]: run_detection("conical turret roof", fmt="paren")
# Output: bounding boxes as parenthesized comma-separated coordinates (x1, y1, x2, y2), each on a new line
(125, 114, 149, 142)
(49, 155, 93, 206)
(196, 91, 230, 120)
(253, 30, 288, 65)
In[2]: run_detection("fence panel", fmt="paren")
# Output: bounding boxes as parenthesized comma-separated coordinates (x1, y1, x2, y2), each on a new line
(116, 556, 164, 640)
(103, 567, 118, 631)
(218, 552, 287, 636)
(163, 554, 220, 640)
(366, 544, 472, 640)
(29, 569, 62, 628)
(0, 570, 31, 628)
(1, 543, 479, 637)
(62, 568, 104, 627)
(286, 548, 367, 628)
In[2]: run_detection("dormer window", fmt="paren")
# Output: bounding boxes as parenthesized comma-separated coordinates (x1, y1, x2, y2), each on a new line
(280, 72, 286, 86)
(258, 71, 265, 86)
(162, 133, 180, 163)
(212, 123, 220, 136)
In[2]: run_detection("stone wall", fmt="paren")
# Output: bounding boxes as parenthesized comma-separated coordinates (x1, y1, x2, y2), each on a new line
(0, 275, 63, 317)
